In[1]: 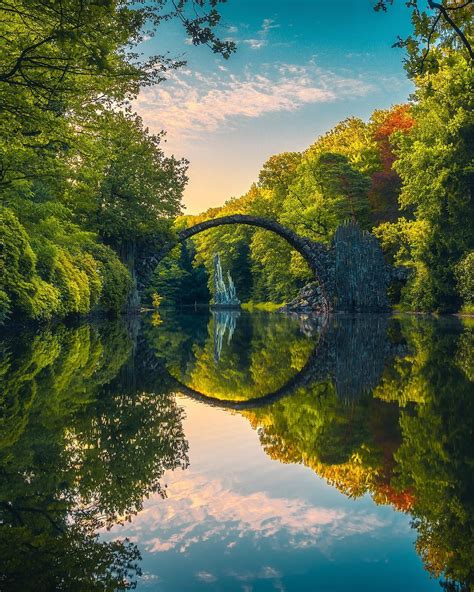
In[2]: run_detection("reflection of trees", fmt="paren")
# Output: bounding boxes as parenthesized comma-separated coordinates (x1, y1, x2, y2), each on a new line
(239, 317, 473, 590)
(147, 311, 315, 400)
(153, 313, 402, 407)
(384, 318, 474, 590)
(0, 319, 188, 590)
(244, 382, 401, 499)
(1, 313, 472, 590)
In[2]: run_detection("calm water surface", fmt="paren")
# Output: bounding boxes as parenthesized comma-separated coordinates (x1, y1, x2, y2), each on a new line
(1, 311, 473, 591)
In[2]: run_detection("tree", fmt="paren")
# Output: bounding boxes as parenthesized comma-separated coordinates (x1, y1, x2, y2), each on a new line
(258, 152, 302, 194)
(313, 153, 372, 227)
(0, 0, 235, 323)
(368, 105, 415, 223)
(149, 242, 210, 306)
(379, 54, 474, 311)
(0, 0, 235, 99)
(374, 0, 473, 75)
(0, 0, 234, 193)
(306, 117, 380, 175)
(71, 112, 188, 303)
(455, 252, 474, 310)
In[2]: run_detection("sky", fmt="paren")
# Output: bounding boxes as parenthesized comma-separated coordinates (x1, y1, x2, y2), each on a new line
(134, 1, 414, 214)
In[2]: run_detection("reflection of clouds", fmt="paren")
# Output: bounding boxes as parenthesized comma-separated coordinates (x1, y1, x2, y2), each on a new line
(124, 472, 387, 554)
(196, 571, 217, 583)
(230, 566, 285, 592)
(140, 572, 160, 583)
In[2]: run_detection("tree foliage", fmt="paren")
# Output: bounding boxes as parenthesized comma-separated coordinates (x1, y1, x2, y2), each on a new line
(0, 0, 234, 323)
(374, 0, 473, 75)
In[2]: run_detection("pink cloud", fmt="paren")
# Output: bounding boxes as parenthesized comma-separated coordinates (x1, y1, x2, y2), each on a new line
(134, 62, 372, 149)
(113, 472, 387, 555)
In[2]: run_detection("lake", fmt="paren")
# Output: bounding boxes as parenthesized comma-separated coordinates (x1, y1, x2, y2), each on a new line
(1, 310, 473, 591)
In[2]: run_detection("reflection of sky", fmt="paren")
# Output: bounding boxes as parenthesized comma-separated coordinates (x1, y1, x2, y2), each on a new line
(107, 397, 439, 591)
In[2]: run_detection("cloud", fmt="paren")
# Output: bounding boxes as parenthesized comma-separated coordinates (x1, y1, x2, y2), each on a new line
(135, 62, 372, 144)
(261, 18, 280, 33)
(196, 571, 217, 583)
(241, 17, 280, 50)
(243, 38, 268, 49)
(114, 473, 387, 556)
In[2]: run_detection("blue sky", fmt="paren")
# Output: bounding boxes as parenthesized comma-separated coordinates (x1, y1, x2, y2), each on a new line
(135, 1, 414, 213)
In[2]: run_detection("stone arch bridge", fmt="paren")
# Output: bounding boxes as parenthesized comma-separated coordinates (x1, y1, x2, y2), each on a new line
(158, 214, 390, 313)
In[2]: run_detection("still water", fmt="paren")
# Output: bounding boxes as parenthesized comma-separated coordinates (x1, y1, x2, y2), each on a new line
(0, 310, 473, 591)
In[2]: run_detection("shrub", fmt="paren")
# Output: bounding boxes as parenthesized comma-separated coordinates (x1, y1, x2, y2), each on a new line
(51, 250, 91, 315)
(89, 243, 132, 313)
(0, 208, 36, 286)
(15, 277, 61, 321)
(77, 253, 103, 310)
(455, 252, 474, 308)
(0, 208, 132, 321)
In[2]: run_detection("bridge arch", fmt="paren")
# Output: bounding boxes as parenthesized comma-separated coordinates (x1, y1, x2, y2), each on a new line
(174, 214, 332, 296)
(154, 215, 390, 313)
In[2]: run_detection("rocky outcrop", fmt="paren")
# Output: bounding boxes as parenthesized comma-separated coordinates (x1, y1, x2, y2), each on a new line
(283, 222, 392, 314)
(279, 282, 329, 315)
(333, 222, 390, 313)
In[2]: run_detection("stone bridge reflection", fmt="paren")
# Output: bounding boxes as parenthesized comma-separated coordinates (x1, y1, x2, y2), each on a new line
(149, 313, 405, 409)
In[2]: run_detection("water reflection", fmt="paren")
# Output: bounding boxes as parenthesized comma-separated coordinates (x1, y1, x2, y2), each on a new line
(151, 312, 406, 405)
(212, 309, 240, 362)
(0, 320, 188, 591)
(0, 314, 472, 590)
(147, 310, 316, 401)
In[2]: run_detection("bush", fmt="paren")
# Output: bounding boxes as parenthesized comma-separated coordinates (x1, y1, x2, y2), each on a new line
(0, 208, 59, 320)
(455, 252, 474, 308)
(77, 253, 103, 310)
(51, 250, 91, 315)
(15, 277, 61, 321)
(0, 208, 36, 285)
(0, 207, 131, 322)
(89, 243, 132, 313)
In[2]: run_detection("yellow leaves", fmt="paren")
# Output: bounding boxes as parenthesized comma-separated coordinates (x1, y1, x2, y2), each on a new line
(151, 293, 163, 308)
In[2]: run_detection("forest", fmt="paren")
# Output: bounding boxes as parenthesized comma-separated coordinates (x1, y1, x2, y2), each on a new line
(1, 0, 473, 325)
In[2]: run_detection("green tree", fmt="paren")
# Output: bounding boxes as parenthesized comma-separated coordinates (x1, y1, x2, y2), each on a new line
(377, 54, 474, 311)
(375, 0, 473, 75)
